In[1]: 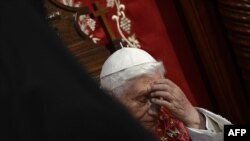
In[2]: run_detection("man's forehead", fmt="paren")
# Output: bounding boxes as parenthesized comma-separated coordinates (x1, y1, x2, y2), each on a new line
(129, 73, 162, 92)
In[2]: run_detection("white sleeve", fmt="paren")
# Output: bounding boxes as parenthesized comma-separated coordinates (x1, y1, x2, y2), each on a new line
(187, 107, 232, 141)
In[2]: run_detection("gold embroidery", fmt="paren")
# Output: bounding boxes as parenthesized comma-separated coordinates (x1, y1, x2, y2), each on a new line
(166, 127, 180, 138)
(160, 136, 168, 141)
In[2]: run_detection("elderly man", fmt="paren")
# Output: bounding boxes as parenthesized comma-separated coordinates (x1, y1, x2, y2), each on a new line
(100, 47, 231, 141)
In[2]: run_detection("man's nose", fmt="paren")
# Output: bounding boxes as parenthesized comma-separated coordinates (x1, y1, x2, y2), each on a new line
(148, 102, 159, 116)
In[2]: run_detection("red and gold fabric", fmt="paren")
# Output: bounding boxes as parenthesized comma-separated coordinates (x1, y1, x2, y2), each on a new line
(154, 108, 190, 141)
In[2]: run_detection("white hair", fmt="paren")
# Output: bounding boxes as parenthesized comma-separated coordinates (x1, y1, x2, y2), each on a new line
(100, 61, 166, 96)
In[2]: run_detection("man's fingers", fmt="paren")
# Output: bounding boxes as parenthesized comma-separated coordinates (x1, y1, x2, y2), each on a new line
(154, 79, 177, 87)
(151, 98, 172, 108)
(151, 83, 171, 92)
(151, 91, 173, 102)
(153, 79, 168, 84)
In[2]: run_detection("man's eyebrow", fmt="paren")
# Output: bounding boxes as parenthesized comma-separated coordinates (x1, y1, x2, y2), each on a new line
(133, 89, 150, 99)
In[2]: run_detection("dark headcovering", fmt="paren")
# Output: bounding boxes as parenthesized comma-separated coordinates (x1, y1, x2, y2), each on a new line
(0, 0, 156, 140)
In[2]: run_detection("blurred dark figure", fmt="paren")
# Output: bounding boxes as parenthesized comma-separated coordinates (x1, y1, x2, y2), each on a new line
(0, 0, 156, 141)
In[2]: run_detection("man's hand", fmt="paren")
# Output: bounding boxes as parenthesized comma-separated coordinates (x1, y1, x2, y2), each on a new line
(150, 79, 205, 129)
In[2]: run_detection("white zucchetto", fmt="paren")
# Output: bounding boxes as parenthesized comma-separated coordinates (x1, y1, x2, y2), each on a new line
(100, 47, 157, 78)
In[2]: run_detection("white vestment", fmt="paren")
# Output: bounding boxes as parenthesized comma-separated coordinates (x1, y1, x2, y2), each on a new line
(188, 108, 231, 141)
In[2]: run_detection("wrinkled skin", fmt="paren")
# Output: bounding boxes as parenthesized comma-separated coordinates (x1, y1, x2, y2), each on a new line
(150, 78, 205, 129)
(114, 73, 205, 131)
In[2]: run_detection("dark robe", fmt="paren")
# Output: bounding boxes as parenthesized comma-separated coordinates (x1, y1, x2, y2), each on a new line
(0, 0, 156, 140)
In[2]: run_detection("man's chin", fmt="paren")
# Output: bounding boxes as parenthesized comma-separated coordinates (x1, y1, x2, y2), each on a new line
(142, 122, 156, 132)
